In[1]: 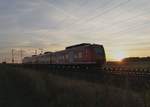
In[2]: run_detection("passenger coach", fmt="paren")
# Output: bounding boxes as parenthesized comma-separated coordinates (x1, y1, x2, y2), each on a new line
(22, 43, 106, 70)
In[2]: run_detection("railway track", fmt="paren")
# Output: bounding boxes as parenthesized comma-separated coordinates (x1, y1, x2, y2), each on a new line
(1, 63, 150, 89)
(103, 65, 150, 75)
(4, 63, 150, 81)
(97, 65, 150, 89)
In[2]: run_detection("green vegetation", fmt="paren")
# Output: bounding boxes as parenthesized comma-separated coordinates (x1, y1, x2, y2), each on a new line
(0, 64, 149, 107)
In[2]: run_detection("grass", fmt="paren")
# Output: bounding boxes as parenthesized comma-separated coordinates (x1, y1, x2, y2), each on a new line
(0, 64, 148, 107)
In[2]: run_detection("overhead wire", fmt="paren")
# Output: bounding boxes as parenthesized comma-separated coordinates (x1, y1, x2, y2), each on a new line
(58, 0, 116, 27)
(82, 0, 132, 22)
(88, 0, 149, 26)
(104, 21, 150, 40)
(76, 5, 150, 33)
(55, 0, 91, 26)
(44, 1, 79, 21)
(44, 0, 150, 42)
(63, 0, 132, 30)
(66, 0, 150, 40)
(99, 0, 150, 27)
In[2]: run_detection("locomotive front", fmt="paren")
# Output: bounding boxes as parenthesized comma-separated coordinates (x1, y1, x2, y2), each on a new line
(65, 43, 106, 65)
(91, 44, 106, 65)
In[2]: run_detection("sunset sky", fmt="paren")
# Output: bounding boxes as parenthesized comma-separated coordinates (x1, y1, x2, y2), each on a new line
(0, 0, 150, 62)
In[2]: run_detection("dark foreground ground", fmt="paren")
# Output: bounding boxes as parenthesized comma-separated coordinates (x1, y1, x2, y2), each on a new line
(0, 64, 149, 107)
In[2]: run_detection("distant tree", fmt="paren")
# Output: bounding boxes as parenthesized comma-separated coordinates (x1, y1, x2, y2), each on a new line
(2, 62, 6, 64)
(123, 57, 150, 62)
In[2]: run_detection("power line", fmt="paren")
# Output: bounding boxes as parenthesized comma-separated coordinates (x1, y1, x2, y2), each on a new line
(63, 0, 117, 27)
(92, 0, 150, 28)
(63, 0, 132, 31)
(76, 6, 150, 33)
(65, 0, 150, 38)
(85, 0, 132, 22)
(51, 0, 92, 27)
(104, 21, 150, 39)
(108, 11, 150, 26)
(46, 1, 78, 20)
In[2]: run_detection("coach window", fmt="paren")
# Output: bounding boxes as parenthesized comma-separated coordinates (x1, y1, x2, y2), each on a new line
(59, 56, 61, 60)
(74, 54, 78, 59)
(85, 49, 88, 56)
(52, 56, 53, 61)
(62, 56, 64, 60)
(65, 54, 68, 59)
(78, 52, 82, 58)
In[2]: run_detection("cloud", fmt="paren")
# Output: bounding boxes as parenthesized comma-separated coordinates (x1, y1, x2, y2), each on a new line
(0, 0, 150, 61)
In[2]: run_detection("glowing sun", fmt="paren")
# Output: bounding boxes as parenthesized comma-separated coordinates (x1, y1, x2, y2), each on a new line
(113, 51, 126, 61)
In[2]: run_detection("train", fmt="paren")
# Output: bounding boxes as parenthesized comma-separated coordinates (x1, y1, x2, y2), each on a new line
(22, 43, 106, 68)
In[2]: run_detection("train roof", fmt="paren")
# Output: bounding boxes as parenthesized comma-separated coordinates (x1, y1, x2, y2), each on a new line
(66, 43, 103, 49)
(23, 57, 30, 59)
(32, 55, 37, 57)
(66, 43, 91, 49)
(44, 52, 53, 54)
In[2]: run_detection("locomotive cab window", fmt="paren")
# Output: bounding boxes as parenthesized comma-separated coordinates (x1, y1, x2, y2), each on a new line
(94, 47, 103, 55)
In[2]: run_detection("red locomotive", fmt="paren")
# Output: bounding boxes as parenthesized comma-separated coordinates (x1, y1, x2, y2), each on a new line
(22, 43, 106, 66)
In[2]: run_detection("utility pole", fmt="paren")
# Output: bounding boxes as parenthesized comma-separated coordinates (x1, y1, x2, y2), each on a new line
(12, 49, 14, 63)
(39, 48, 43, 54)
(4, 57, 6, 63)
(20, 49, 23, 63)
(35, 50, 37, 55)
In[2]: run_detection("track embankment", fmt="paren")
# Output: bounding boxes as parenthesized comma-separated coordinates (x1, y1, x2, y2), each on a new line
(0, 64, 148, 107)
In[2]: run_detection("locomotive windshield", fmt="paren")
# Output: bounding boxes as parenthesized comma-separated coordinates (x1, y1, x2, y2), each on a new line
(94, 47, 104, 56)
(94, 45, 106, 64)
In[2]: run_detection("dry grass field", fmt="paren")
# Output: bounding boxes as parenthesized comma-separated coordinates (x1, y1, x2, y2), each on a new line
(0, 64, 149, 107)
